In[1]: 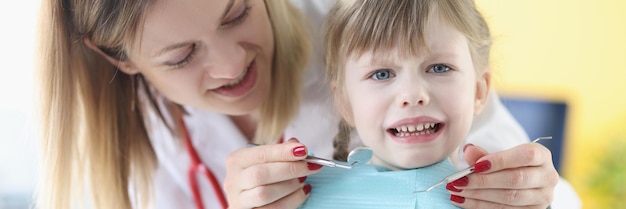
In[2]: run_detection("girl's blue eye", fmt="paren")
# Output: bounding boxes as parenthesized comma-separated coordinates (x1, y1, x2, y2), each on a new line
(370, 69, 395, 80)
(428, 64, 450, 73)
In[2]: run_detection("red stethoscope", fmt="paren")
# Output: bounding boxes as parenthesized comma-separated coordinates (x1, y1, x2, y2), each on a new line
(179, 116, 228, 209)
(179, 115, 284, 209)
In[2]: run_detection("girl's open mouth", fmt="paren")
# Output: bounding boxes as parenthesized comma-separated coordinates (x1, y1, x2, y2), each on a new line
(388, 122, 442, 137)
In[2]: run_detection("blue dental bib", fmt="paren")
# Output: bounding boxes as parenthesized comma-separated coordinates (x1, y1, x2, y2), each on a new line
(299, 158, 461, 209)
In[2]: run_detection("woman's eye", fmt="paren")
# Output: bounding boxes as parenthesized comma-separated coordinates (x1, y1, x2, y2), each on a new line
(223, 1, 251, 27)
(370, 69, 395, 80)
(166, 44, 196, 69)
(428, 64, 450, 73)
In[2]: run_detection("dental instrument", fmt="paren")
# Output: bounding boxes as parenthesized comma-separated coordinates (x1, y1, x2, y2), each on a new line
(248, 144, 373, 169)
(305, 146, 373, 169)
(413, 136, 553, 193)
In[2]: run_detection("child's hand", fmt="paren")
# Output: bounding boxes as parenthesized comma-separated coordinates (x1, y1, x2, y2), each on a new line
(447, 143, 558, 209)
(224, 138, 321, 209)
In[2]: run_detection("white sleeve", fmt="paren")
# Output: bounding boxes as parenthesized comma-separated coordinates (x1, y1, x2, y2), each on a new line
(456, 91, 530, 167)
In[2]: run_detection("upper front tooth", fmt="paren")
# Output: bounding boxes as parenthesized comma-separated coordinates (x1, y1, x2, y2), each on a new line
(416, 124, 424, 131)
(397, 123, 436, 132)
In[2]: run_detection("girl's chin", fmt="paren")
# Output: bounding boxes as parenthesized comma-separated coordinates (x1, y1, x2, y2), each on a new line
(381, 155, 447, 170)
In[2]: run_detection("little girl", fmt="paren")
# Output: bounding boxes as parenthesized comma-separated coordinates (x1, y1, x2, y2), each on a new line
(300, 0, 493, 208)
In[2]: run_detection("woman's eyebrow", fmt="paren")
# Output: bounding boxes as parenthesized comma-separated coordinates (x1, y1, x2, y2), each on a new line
(153, 41, 195, 57)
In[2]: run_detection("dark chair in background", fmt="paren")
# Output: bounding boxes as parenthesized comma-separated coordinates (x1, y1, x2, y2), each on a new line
(500, 97, 568, 173)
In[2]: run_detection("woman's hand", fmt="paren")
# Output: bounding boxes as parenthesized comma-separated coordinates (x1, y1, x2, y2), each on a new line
(224, 138, 323, 209)
(448, 143, 559, 209)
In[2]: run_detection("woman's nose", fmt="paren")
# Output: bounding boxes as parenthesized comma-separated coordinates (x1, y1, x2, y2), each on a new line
(207, 40, 246, 79)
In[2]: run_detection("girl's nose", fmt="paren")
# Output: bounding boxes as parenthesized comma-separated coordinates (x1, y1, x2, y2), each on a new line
(398, 80, 429, 108)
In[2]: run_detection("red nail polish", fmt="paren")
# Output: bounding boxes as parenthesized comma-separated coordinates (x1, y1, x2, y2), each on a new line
(293, 146, 307, 157)
(462, 143, 474, 152)
(298, 176, 307, 183)
(450, 195, 465, 204)
(307, 162, 323, 170)
(450, 176, 469, 187)
(446, 183, 463, 192)
(303, 184, 312, 195)
(474, 160, 491, 173)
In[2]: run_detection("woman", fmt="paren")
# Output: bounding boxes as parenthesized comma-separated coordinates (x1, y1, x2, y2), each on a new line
(37, 0, 562, 208)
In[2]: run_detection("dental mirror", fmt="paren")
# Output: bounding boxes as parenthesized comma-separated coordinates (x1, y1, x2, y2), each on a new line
(346, 147, 373, 167)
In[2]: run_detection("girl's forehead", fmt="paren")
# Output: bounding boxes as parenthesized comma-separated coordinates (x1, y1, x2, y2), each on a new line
(346, 47, 420, 65)
(340, 8, 470, 61)
(344, 22, 469, 64)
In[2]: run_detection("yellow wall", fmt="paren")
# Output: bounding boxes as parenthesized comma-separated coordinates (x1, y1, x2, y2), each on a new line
(475, 1, 626, 208)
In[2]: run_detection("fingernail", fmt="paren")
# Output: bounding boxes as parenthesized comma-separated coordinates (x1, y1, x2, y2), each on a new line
(450, 176, 469, 187)
(293, 146, 307, 157)
(446, 183, 463, 192)
(307, 162, 323, 170)
(298, 176, 307, 183)
(462, 143, 474, 152)
(450, 195, 465, 204)
(303, 184, 312, 195)
(474, 160, 491, 173)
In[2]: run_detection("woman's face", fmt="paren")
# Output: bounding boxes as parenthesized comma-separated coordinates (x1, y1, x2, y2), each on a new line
(123, 0, 274, 115)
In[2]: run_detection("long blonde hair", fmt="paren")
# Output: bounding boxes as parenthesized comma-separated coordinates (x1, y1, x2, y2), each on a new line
(36, 0, 310, 208)
(324, 0, 493, 160)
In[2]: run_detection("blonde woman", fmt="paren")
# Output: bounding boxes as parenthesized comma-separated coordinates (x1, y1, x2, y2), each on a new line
(38, 0, 569, 209)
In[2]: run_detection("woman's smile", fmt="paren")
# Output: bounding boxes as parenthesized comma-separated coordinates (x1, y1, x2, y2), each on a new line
(213, 60, 258, 98)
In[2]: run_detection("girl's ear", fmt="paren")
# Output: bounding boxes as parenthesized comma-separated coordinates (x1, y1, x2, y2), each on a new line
(83, 36, 139, 75)
(474, 69, 491, 115)
(331, 81, 355, 127)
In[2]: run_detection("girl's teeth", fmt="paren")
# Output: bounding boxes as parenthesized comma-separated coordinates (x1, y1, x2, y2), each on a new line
(393, 123, 438, 136)
(417, 124, 424, 131)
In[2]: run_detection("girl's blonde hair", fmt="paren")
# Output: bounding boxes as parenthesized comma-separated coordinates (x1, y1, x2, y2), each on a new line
(36, 0, 310, 208)
(324, 0, 493, 160)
